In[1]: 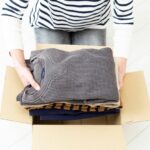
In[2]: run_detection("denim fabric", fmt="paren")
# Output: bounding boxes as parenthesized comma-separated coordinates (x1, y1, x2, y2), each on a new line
(34, 28, 106, 46)
(30, 108, 120, 121)
(17, 47, 119, 105)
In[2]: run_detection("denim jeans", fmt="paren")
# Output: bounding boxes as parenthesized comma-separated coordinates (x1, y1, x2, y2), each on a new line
(34, 28, 106, 46)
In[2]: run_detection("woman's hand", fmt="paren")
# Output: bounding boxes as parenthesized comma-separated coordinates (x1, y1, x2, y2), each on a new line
(115, 57, 127, 90)
(10, 49, 40, 90)
(15, 65, 40, 90)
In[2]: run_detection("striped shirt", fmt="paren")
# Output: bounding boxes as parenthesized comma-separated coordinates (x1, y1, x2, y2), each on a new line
(0, 0, 134, 58)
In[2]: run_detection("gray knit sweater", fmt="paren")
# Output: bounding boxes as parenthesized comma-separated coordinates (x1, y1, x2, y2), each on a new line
(17, 47, 119, 105)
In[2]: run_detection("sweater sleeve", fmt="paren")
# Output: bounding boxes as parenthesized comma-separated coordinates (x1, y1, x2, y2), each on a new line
(112, 0, 134, 58)
(0, 0, 29, 52)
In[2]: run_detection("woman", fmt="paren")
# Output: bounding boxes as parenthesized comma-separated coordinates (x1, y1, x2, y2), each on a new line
(0, 0, 134, 90)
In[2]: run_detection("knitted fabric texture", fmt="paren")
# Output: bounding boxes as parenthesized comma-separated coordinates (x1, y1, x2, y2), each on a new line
(17, 47, 119, 105)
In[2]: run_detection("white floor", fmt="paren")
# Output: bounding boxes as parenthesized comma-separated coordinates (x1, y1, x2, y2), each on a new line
(0, 120, 32, 150)
(0, 0, 150, 149)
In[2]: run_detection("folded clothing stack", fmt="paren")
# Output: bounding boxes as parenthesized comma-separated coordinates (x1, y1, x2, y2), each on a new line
(17, 47, 121, 121)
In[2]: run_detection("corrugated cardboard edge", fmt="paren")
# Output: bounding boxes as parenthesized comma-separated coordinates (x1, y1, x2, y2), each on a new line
(36, 44, 107, 51)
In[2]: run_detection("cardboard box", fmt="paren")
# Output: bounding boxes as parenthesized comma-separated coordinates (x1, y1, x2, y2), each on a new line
(1, 44, 150, 150)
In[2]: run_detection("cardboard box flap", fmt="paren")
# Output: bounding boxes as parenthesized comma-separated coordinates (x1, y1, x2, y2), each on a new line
(0, 67, 32, 124)
(120, 71, 150, 124)
(32, 125, 126, 150)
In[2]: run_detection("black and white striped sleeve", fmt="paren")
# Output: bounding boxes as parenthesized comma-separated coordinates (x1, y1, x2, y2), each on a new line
(113, 0, 134, 25)
(112, 0, 134, 58)
(0, 0, 29, 52)
(1, 0, 29, 20)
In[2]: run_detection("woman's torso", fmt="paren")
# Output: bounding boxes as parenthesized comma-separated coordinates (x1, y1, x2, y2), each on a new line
(29, 0, 111, 31)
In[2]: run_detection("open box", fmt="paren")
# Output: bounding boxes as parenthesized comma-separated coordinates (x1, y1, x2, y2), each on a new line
(1, 44, 150, 150)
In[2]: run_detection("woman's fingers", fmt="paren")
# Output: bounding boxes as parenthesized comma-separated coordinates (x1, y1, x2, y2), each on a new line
(15, 66, 40, 90)
(27, 71, 40, 90)
(115, 57, 127, 90)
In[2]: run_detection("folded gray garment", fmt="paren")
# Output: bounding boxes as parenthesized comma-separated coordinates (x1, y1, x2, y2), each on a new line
(17, 47, 119, 105)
